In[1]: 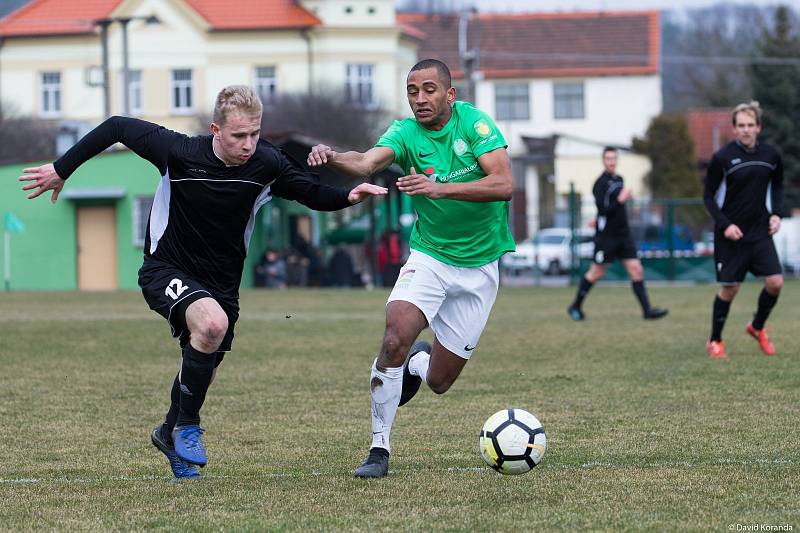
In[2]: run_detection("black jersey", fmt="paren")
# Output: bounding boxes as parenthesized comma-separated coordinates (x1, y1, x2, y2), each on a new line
(704, 140, 783, 243)
(54, 116, 352, 298)
(592, 171, 630, 238)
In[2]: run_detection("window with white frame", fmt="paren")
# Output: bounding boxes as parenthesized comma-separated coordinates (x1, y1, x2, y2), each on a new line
(495, 83, 529, 121)
(345, 64, 374, 107)
(120, 69, 143, 116)
(133, 196, 154, 248)
(554, 82, 585, 119)
(170, 69, 193, 113)
(41, 71, 62, 117)
(255, 66, 276, 106)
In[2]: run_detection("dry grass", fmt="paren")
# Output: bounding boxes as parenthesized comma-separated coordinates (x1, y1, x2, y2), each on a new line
(1, 283, 798, 530)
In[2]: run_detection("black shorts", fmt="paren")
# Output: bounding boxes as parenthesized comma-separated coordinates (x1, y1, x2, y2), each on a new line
(714, 236, 782, 284)
(138, 258, 239, 352)
(593, 235, 638, 264)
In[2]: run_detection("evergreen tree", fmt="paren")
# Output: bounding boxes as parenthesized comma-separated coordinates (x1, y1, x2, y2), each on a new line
(749, 5, 800, 214)
(633, 114, 700, 199)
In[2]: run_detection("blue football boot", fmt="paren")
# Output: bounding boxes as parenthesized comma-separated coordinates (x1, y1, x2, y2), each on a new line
(172, 424, 207, 466)
(150, 425, 200, 479)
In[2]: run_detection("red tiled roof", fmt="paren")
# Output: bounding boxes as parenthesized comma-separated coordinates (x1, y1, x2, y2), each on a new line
(0, 0, 120, 37)
(0, 0, 320, 37)
(686, 109, 732, 163)
(183, 0, 320, 30)
(397, 11, 659, 79)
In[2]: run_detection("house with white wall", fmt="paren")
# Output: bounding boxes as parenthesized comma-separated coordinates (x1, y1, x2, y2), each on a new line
(398, 10, 662, 239)
(0, 0, 420, 134)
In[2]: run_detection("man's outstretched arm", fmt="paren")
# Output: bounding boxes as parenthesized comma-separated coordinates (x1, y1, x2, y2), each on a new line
(19, 116, 176, 203)
(307, 145, 395, 178)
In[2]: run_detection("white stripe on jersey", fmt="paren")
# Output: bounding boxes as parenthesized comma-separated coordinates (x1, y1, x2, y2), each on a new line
(149, 172, 172, 254)
(714, 177, 727, 209)
(244, 184, 276, 253)
(766, 182, 772, 213)
(169, 177, 265, 187)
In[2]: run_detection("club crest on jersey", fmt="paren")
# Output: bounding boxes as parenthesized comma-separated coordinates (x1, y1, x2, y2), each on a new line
(474, 119, 491, 137)
(453, 138, 468, 156)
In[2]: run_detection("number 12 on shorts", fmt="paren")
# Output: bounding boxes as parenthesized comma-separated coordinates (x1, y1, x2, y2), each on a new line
(165, 278, 189, 300)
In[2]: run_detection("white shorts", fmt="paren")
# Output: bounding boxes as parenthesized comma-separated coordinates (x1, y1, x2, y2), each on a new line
(387, 249, 499, 359)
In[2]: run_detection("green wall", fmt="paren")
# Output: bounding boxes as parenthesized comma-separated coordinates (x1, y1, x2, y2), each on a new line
(2, 150, 337, 291)
(1, 151, 160, 290)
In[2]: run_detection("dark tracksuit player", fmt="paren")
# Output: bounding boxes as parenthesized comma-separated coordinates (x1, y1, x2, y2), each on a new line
(19, 85, 386, 478)
(568, 146, 668, 321)
(703, 101, 784, 359)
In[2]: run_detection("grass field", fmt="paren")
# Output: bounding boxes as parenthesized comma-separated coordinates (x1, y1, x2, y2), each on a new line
(1, 283, 798, 531)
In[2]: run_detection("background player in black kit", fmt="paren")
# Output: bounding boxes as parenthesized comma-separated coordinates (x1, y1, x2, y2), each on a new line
(703, 101, 784, 359)
(19, 85, 387, 479)
(568, 146, 668, 321)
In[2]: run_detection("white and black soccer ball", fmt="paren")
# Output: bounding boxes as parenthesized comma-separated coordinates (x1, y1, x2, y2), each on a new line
(479, 408, 546, 475)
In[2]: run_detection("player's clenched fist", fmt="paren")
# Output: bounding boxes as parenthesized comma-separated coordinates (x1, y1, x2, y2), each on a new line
(307, 144, 335, 167)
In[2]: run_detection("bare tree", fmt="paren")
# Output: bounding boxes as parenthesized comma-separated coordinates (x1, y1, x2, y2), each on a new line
(662, 4, 773, 112)
(261, 90, 392, 152)
(0, 104, 58, 165)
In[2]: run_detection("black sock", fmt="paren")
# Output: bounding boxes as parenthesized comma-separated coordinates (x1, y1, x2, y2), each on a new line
(176, 343, 216, 427)
(162, 373, 181, 439)
(710, 296, 732, 342)
(631, 280, 651, 313)
(752, 288, 779, 330)
(571, 277, 594, 308)
(369, 447, 390, 458)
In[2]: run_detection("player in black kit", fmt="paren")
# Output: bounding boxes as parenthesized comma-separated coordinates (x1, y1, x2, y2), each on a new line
(568, 146, 668, 321)
(703, 101, 783, 359)
(19, 85, 387, 478)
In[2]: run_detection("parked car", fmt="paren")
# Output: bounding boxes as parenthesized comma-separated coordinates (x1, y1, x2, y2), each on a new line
(502, 228, 594, 275)
(630, 223, 695, 256)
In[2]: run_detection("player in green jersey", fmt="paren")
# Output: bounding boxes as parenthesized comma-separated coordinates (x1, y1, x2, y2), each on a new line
(307, 59, 515, 478)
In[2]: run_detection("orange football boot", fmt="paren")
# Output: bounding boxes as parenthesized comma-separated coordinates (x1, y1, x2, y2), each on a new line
(746, 323, 775, 356)
(706, 340, 727, 359)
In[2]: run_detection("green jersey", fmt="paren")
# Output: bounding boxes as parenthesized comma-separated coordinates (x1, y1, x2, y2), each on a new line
(376, 101, 515, 267)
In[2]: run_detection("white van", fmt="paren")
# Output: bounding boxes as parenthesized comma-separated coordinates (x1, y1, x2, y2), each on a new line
(502, 227, 594, 275)
(774, 216, 800, 275)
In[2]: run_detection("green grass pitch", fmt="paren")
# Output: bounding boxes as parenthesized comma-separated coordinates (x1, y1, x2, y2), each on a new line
(1, 283, 798, 530)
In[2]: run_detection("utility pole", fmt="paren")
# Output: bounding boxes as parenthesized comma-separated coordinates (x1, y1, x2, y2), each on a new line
(96, 19, 112, 118)
(119, 18, 131, 116)
(94, 16, 158, 118)
(458, 8, 478, 103)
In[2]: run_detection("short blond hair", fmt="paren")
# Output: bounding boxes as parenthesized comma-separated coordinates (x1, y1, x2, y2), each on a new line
(213, 85, 263, 125)
(732, 100, 762, 126)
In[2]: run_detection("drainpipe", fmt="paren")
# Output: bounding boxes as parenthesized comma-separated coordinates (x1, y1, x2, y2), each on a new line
(0, 36, 4, 119)
(300, 28, 314, 96)
(95, 19, 112, 118)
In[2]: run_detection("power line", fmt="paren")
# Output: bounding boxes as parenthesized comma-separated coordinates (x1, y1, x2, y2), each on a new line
(478, 50, 800, 67)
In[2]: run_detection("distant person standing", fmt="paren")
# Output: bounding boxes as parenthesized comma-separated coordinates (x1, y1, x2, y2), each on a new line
(567, 147, 668, 321)
(703, 101, 784, 359)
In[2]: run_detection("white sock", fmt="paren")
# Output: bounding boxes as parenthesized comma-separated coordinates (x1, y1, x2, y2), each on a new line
(407, 350, 431, 384)
(369, 359, 403, 452)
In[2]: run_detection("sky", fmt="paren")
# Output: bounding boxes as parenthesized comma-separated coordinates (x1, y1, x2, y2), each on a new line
(458, 0, 797, 12)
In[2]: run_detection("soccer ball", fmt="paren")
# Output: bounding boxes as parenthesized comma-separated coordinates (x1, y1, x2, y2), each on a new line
(479, 408, 546, 475)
